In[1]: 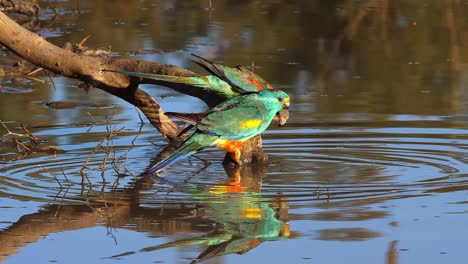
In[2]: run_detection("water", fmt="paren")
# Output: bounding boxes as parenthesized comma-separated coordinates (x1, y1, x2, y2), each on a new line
(2, 0, 468, 263)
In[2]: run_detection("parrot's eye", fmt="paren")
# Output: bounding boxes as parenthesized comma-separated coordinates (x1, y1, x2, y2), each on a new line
(278, 97, 283, 102)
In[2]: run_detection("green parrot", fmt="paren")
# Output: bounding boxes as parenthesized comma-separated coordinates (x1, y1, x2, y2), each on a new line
(145, 89, 290, 174)
(104, 54, 273, 98)
(190, 53, 274, 92)
(104, 54, 289, 126)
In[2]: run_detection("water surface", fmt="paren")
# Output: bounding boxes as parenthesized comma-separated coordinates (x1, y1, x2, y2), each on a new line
(2, 1, 468, 263)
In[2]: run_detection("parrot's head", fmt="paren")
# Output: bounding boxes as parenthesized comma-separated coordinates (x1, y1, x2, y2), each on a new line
(264, 89, 290, 126)
(276, 90, 290, 126)
(258, 89, 290, 126)
(258, 89, 290, 108)
(275, 90, 290, 110)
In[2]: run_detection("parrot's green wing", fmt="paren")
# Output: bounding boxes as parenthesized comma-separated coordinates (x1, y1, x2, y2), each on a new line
(165, 112, 206, 125)
(226, 65, 273, 91)
(192, 54, 273, 93)
(197, 96, 270, 140)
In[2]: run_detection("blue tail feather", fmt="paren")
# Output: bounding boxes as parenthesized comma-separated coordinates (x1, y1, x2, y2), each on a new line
(144, 133, 217, 175)
(145, 142, 197, 175)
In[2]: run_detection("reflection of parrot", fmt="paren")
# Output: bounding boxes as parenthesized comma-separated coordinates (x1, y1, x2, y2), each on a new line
(146, 89, 290, 174)
(108, 177, 290, 263)
(128, 203, 290, 264)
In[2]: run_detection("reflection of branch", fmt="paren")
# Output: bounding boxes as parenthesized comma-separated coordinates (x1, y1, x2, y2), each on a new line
(445, 0, 460, 71)
(386, 240, 399, 264)
(319, 0, 371, 81)
(0, 203, 103, 263)
(0, 166, 273, 262)
(318, 0, 398, 83)
(379, 0, 392, 58)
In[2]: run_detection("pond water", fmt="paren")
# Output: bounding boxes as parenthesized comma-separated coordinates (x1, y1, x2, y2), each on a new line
(2, 1, 468, 263)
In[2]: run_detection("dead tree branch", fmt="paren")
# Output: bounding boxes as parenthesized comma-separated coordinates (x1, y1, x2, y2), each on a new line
(0, 10, 267, 166)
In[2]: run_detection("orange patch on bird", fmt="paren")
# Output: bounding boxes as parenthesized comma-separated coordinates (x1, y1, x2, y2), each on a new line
(201, 76, 210, 83)
(209, 184, 244, 194)
(248, 77, 264, 90)
(239, 119, 262, 128)
(217, 140, 243, 162)
(218, 140, 243, 152)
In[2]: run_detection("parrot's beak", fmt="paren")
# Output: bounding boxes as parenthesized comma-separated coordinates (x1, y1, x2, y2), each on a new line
(277, 109, 289, 127)
(283, 96, 290, 109)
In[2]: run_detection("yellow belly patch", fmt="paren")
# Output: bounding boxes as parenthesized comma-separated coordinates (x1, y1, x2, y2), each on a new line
(239, 119, 262, 128)
(241, 208, 262, 219)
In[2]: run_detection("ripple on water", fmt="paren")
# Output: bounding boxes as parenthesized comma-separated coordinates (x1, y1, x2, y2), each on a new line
(257, 119, 468, 207)
(0, 87, 34, 93)
(1, 118, 468, 212)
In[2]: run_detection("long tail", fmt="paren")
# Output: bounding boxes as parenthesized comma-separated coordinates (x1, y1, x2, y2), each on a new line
(191, 54, 247, 94)
(191, 54, 225, 78)
(145, 133, 217, 175)
(104, 69, 198, 85)
(104, 68, 236, 97)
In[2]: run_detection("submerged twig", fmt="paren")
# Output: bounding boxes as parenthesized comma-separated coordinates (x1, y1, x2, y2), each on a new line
(1, 120, 24, 137)
(20, 123, 39, 143)
(80, 107, 124, 185)
(55, 154, 70, 184)
(134, 106, 144, 124)
(87, 112, 96, 124)
(40, 164, 64, 189)
(1, 121, 64, 160)
(63, 34, 112, 57)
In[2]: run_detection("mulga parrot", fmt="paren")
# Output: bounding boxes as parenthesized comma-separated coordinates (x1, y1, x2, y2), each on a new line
(146, 89, 290, 174)
(104, 54, 272, 97)
(103, 54, 289, 125)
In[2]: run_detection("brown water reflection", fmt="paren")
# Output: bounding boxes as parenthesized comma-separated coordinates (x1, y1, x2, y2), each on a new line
(0, 166, 289, 263)
(2, 0, 468, 263)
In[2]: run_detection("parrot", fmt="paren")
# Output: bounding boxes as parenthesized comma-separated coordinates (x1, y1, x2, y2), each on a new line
(190, 53, 274, 92)
(103, 54, 289, 126)
(145, 89, 290, 174)
(104, 54, 273, 98)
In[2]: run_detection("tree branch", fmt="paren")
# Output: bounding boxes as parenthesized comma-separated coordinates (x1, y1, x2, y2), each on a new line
(0, 10, 267, 165)
(0, 10, 203, 142)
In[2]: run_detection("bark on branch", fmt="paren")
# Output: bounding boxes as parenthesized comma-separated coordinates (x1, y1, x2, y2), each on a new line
(0, 10, 266, 165)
